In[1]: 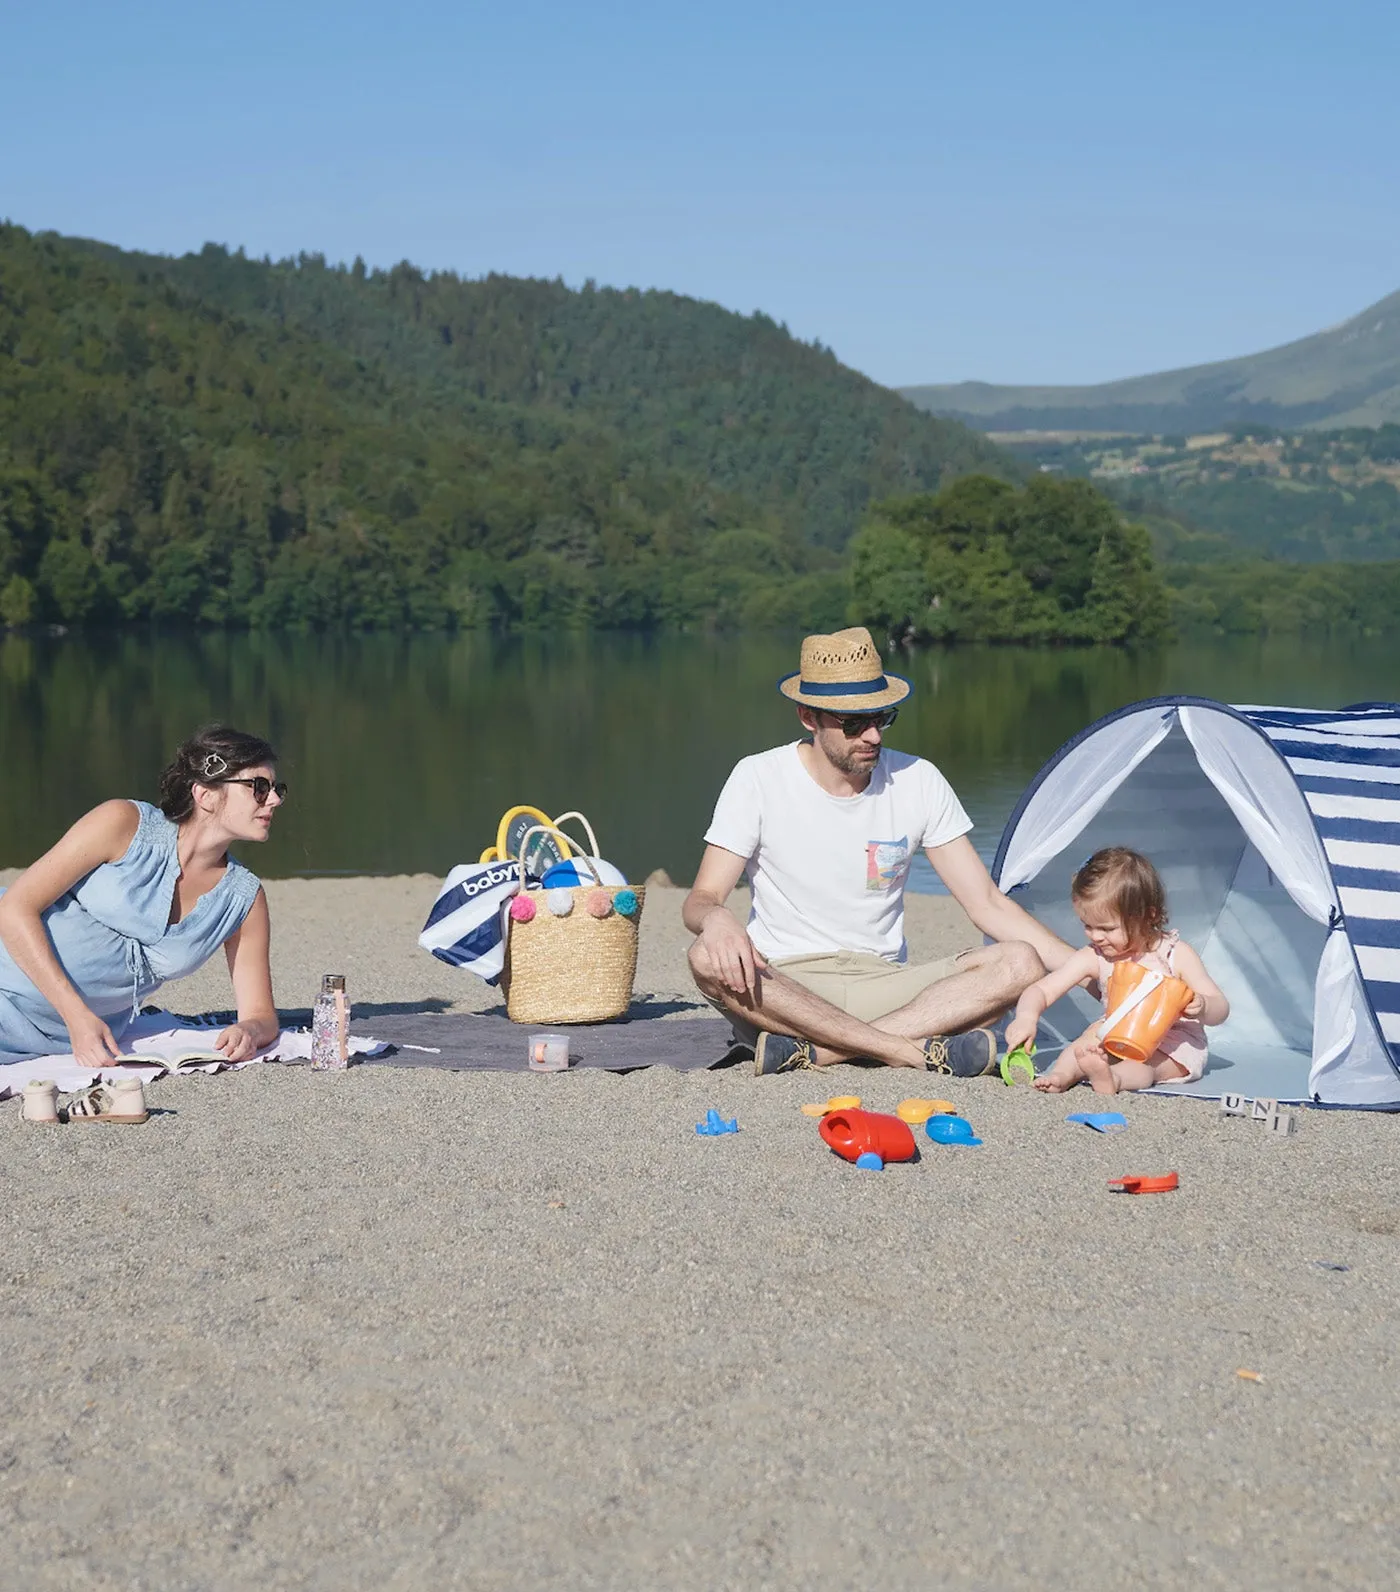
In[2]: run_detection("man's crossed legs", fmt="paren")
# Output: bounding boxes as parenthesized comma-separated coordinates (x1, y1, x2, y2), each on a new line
(688, 940, 1044, 1072)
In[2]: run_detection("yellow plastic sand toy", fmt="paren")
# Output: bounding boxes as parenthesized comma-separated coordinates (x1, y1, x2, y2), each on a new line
(896, 1098, 957, 1125)
(800, 1095, 862, 1119)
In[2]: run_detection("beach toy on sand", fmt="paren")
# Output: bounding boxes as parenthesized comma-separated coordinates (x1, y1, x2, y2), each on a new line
(926, 1115, 982, 1147)
(895, 1097, 956, 1125)
(819, 1108, 916, 1165)
(1067, 1111, 1128, 1134)
(1000, 1042, 1036, 1087)
(800, 1095, 862, 1119)
(1108, 1172, 1179, 1195)
(855, 1152, 884, 1170)
(1098, 962, 1193, 1063)
(696, 1108, 738, 1136)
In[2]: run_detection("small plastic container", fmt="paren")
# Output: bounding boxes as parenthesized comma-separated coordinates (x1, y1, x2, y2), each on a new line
(528, 1032, 570, 1072)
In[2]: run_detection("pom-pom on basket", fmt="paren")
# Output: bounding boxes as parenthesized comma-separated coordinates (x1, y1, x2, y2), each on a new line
(502, 812, 645, 1024)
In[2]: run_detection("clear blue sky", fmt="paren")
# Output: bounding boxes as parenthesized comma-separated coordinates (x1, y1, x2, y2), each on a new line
(3, 0, 1397, 388)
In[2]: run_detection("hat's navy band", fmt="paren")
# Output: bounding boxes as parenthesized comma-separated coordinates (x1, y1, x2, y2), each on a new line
(798, 676, 889, 696)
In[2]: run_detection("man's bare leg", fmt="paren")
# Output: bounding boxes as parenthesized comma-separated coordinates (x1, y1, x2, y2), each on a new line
(689, 942, 927, 1068)
(862, 943, 1044, 1049)
(689, 939, 1043, 1070)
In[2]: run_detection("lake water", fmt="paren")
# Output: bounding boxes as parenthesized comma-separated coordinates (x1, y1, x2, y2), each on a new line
(0, 631, 1394, 889)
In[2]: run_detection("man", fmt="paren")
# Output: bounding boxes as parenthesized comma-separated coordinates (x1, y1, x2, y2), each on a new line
(683, 627, 1072, 1075)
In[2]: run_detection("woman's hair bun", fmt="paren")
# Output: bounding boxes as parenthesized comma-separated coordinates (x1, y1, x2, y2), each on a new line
(158, 725, 278, 820)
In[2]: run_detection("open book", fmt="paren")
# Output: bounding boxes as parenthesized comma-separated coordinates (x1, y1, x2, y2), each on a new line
(113, 1049, 228, 1071)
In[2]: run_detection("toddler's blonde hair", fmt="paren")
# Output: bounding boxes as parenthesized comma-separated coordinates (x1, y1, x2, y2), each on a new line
(1071, 847, 1168, 953)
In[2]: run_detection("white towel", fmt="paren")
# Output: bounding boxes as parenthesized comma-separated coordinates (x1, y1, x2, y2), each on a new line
(0, 1011, 387, 1100)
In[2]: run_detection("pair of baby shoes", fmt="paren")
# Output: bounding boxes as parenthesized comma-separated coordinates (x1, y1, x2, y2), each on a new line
(21, 1077, 149, 1125)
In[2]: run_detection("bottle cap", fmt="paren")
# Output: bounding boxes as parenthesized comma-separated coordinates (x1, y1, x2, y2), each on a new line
(321, 973, 347, 993)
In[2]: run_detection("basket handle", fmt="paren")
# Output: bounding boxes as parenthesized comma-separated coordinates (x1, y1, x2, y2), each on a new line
(516, 819, 602, 884)
(549, 811, 601, 860)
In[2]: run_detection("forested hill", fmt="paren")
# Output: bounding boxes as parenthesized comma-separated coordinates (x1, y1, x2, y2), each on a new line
(137, 242, 1006, 551)
(0, 225, 1006, 630)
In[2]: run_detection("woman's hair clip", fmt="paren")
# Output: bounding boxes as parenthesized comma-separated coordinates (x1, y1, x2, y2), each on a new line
(200, 752, 229, 779)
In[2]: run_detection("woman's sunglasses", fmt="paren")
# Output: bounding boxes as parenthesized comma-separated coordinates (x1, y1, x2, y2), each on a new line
(219, 776, 288, 805)
(824, 708, 899, 737)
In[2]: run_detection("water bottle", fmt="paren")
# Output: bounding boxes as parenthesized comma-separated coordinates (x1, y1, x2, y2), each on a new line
(311, 973, 350, 1070)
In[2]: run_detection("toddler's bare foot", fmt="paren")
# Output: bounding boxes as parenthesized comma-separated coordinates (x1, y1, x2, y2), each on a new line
(1081, 1047, 1118, 1095)
(1033, 1061, 1080, 1093)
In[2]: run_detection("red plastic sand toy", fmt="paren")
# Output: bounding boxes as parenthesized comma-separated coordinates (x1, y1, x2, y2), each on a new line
(819, 1108, 917, 1165)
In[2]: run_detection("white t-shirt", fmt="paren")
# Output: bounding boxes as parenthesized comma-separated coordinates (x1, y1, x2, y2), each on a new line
(703, 742, 973, 963)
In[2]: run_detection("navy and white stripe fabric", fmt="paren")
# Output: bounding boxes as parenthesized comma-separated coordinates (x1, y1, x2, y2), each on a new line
(1239, 703, 1400, 1064)
(418, 859, 521, 984)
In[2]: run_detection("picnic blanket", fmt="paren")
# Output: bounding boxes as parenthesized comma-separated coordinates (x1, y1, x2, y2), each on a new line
(0, 1009, 746, 1098)
(353, 1011, 746, 1072)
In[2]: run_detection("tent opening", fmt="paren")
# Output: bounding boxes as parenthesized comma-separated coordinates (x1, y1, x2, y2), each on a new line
(999, 714, 1331, 1102)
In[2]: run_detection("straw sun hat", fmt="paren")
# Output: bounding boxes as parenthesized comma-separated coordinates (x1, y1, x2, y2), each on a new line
(777, 627, 911, 713)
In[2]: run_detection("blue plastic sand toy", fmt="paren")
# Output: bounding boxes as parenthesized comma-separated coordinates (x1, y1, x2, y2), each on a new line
(1066, 1111, 1128, 1134)
(855, 1152, 884, 1170)
(925, 1115, 982, 1147)
(696, 1109, 739, 1136)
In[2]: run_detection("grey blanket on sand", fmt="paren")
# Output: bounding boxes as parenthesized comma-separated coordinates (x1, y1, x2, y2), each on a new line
(350, 1009, 748, 1073)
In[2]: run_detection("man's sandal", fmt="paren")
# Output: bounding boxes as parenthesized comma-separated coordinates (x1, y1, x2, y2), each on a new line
(63, 1079, 149, 1124)
(921, 1029, 999, 1078)
(754, 1033, 815, 1076)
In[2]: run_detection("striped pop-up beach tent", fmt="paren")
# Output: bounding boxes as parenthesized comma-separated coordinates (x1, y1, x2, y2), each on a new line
(992, 699, 1400, 1108)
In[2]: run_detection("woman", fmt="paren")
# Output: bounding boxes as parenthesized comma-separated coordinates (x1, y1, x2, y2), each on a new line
(0, 726, 285, 1068)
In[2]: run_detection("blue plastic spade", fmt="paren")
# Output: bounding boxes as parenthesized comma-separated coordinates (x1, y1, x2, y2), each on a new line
(695, 1108, 739, 1136)
(1066, 1111, 1128, 1134)
(926, 1115, 982, 1147)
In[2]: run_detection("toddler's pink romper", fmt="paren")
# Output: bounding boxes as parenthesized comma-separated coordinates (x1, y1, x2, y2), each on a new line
(1096, 930, 1208, 1083)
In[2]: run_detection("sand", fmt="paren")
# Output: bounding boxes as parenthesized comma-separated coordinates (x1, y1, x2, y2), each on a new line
(3, 879, 1399, 1589)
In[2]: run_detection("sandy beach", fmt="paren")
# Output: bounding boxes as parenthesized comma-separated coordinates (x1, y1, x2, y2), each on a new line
(4, 878, 1399, 1589)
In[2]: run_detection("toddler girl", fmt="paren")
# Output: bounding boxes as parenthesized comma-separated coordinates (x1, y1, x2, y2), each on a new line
(1005, 847, 1229, 1095)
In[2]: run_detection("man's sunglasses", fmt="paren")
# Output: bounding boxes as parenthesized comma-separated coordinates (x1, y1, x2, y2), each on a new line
(219, 776, 288, 805)
(823, 708, 899, 736)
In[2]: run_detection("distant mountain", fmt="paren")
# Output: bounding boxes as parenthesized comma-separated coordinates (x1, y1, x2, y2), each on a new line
(901, 289, 1400, 434)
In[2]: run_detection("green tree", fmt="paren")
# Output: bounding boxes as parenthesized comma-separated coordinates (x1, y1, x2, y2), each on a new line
(851, 475, 1173, 646)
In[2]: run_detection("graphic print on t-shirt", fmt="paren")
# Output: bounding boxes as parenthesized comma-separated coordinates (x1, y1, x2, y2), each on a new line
(865, 837, 910, 892)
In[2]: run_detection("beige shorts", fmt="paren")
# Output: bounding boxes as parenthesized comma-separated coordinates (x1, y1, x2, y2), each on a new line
(714, 948, 975, 1048)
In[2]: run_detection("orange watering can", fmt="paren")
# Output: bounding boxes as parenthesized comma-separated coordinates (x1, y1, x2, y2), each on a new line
(1098, 961, 1193, 1063)
(819, 1108, 917, 1165)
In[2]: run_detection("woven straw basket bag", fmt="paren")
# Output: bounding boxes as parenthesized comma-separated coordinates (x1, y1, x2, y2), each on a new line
(502, 812, 646, 1024)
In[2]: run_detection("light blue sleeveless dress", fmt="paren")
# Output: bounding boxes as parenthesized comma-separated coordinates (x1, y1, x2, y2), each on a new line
(0, 801, 262, 1064)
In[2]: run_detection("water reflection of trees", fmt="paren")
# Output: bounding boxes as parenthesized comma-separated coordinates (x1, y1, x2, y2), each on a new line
(0, 633, 1390, 880)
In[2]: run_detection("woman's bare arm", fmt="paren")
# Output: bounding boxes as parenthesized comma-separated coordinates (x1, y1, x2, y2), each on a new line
(215, 889, 280, 1060)
(0, 800, 140, 1064)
